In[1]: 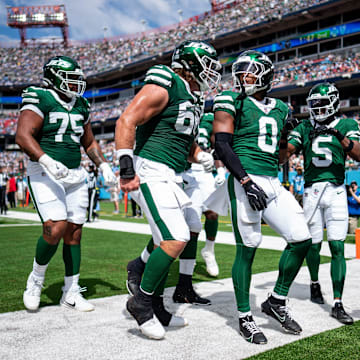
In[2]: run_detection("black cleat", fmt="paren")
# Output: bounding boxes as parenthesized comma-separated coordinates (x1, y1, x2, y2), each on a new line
(126, 294, 165, 340)
(310, 283, 324, 304)
(126, 294, 153, 326)
(331, 302, 354, 325)
(152, 295, 188, 327)
(172, 285, 211, 306)
(126, 257, 145, 296)
(239, 315, 267, 345)
(261, 297, 302, 335)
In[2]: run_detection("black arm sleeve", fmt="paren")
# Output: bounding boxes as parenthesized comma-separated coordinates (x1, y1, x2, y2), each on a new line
(215, 132, 248, 182)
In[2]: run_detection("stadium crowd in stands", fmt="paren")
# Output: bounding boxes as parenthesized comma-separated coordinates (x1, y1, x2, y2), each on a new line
(0, 0, 327, 86)
(1, 48, 360, 132)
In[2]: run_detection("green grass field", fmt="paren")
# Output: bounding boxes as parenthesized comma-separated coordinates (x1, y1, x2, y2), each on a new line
(1, 207, 358, 360)
(1, 224, 311, 313)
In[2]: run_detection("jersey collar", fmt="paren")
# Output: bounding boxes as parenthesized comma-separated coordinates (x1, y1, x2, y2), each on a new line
(310, 117, 341, 128)
(48, 89, 77, 112)
(178, 75, 198, 103)
(248, 96, 276, 114)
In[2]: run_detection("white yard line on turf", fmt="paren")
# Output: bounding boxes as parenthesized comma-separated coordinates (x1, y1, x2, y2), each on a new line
(1, 210, 357, 258)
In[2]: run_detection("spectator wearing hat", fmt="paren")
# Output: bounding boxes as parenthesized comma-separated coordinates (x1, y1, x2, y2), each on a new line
(290, 165, 304, 207)
(347, 181, 360, 234)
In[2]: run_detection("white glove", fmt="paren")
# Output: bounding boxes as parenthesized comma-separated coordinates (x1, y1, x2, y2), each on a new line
(99, 162, 117, 186)
(214, 167, 226, 188)
(39, 154, 69, 180)
(196, 151, 214, 172)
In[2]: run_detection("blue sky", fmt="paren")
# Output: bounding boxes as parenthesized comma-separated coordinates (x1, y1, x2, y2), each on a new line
(0, 0, 212, 44)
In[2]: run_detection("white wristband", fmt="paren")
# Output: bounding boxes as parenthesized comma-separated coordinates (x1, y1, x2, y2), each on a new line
(116, 149, 133, 161)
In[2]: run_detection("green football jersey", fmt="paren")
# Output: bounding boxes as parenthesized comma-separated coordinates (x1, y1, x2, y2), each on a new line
(198, 113, 214, 151)
(213, 91, 289, 176)
(21, 86, 90, 169)
(288, 118, 360, 185)
(135, 65, 204, 173)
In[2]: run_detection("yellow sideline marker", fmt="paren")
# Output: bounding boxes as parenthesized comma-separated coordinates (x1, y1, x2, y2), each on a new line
(355, 228, 360, 259)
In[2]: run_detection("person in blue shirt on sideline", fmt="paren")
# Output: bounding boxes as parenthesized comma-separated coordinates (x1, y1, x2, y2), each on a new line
(290, 165, 305, 207)
(347, 181, 360, 234)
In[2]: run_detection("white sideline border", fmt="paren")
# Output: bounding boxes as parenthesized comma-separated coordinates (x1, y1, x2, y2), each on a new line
(1, 210, 357, 258)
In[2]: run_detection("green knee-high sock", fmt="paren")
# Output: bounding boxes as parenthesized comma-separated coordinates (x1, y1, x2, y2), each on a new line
(141, 247, 175, 294)
(179, 233, 198, 260)
(329, 241, 346, 299)
(63, 244, 81, 276)
(205, 218, 218, 239)
(154, 270, 169, 296)
(35, 235, 59, 265)
(232, 243, 257, 312)
(274, 239, 312, 296)
(306, 243, 322, 282)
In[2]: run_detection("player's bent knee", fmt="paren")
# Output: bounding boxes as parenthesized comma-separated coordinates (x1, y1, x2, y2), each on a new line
(240, 229, 262, 248)
(204, 210, 218, 221)
(160, 240, 186, 258)
(42, 220, 67, 244)
(329, 240, 344, 258)
(188, 220, 202, 234)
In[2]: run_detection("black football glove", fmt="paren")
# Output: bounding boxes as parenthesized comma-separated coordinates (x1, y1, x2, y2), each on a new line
(242, 179, 268, 211)
(309, 125, 345, 142)
(283, 117, 302, 134)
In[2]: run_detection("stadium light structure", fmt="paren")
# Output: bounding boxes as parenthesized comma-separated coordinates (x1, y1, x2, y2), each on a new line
(6, 5, 69, 47)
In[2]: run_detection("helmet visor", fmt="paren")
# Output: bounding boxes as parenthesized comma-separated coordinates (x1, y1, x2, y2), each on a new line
(233, 61, 262, 76)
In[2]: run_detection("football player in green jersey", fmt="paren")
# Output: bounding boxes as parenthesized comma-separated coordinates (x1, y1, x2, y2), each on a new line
(16, 56, 116, 313)
(127, 113, 225, 305)
(206, 50, 312, 344)
(115, 40, 221, 340)
(286, 82, 360, 325)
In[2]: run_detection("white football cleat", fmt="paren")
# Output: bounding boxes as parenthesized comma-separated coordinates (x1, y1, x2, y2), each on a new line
(60, 285, 95, 312)
(168, 315, 189, 327)
(23, 272, 44, 311)
(140, 316, 166, 340)
(201, 248, 219, 277)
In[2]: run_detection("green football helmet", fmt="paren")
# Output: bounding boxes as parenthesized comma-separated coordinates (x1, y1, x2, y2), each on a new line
(171, 40, 221, 91)
(43, 56, 86, 98)
(232, 50, 274, 95)
(307, 82, 339, 123)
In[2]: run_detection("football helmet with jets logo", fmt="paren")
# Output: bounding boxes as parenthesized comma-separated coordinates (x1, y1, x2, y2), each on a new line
(43, 56, 86, 98)
(171, 40, 221, 91)
(232, 50, 274, 95)
(307, 82, 340, 123)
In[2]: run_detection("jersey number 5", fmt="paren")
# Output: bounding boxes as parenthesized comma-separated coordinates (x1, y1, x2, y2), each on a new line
(49, 112, 84, 144)
(312, 136, 332, 167)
